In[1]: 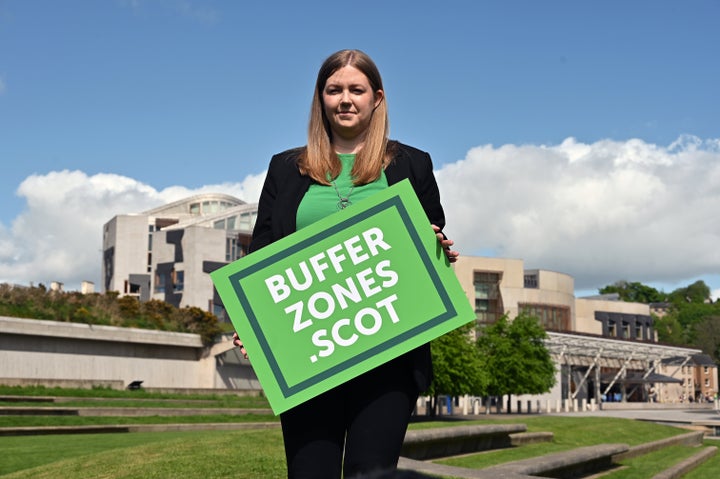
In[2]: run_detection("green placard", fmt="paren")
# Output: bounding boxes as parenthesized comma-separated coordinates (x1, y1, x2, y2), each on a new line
(211, 179, 475, 414)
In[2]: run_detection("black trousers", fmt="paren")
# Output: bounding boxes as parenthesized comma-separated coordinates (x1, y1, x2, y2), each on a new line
(280, 358, 419, 479)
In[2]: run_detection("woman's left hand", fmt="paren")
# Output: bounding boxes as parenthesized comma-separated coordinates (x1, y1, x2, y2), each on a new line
(432, 224, 459, 263)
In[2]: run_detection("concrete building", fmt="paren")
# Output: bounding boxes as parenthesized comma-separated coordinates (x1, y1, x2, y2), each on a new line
(453, 256, 710, 408)
(102, 193, 258, 316)
(657, 354, 718, 403)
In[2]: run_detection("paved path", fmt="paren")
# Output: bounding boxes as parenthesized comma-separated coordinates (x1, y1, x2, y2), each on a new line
(551, 407, 720, 426)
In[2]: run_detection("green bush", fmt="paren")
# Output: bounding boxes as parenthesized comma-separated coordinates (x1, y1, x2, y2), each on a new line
(0, 283, 223, 345)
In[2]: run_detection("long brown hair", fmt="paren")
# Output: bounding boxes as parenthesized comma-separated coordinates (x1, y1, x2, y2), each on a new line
(298, 49, 393, 185)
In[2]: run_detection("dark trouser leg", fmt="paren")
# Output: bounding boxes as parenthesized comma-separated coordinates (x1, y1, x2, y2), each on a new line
(280, 389, 345, 479)
(342, 361, 419, 478)
(280, 358, 419, 479)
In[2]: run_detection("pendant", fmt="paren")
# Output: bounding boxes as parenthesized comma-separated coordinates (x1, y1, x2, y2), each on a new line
(331, 180, 354, 210)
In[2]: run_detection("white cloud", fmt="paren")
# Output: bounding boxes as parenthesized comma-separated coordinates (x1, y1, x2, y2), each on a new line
(1, 135, 719, 296)
(0, 170, 265, 290)
(436, 135, 720, 291)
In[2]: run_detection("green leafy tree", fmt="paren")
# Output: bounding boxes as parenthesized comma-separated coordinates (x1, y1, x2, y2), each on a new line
(653, 313, 685, 345)
(429, 323, 488, 414)
(476, 313, 555, 412)
(670, 302, 717, 335)
(668, 280, 711, 305)
(598, 281, 666, 303)
(691, 315, 720, 363)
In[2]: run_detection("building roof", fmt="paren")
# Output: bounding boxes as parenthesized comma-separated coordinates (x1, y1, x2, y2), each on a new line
(143, 193, 246, 216)
(691, 353, 718, 366)
(546, 331, 702, 367)
(163, 203, 258, 231)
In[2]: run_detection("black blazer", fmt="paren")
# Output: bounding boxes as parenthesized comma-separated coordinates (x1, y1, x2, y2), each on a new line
(249, 141, 446, 393)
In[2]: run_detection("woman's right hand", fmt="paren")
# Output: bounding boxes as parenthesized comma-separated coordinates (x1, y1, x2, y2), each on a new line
(232, 332, 248, 359)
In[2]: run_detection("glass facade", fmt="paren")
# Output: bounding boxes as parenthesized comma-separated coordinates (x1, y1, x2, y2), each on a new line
(519, 303, 571, 331)
(473, 271, 503, 325)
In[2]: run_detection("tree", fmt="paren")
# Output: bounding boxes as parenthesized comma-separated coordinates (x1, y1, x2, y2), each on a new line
(653, 313, 685, 345)
(476, 313, 556, 412)
(668, 280, 711, 305)
(598, 281, 666, 304)
(667, 302, 718, 342)
(429, 322, 488, 415)
(691, 315, 720, 363)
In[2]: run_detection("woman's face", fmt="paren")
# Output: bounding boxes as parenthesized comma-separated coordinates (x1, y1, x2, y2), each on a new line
(322, 65, 383, 142)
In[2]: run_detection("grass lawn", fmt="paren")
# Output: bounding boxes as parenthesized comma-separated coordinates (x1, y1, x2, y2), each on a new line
(2, 415, 716, 479)
(432, 416, 685, 469)
(604, 445, 704, 479)
(0, 414, 279, 427)
(682, 441, 720, 479)
(2, 386, 718, 479)
(0, 399, 269, 408)
(0, 385, 270, 407)
(0, 429, 286, 478)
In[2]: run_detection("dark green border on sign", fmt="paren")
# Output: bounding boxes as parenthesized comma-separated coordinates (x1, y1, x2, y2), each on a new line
(228, 194, 456, 399)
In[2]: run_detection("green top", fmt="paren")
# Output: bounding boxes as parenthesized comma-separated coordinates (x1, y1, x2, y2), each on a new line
(296, 153, 388, 230)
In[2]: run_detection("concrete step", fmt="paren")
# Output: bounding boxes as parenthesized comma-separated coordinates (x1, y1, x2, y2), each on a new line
(650, 446, 717, 479)
(401, 424, 527, 460)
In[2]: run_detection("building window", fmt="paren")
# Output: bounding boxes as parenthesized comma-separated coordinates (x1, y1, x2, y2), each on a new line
(704, 366, 709, 374)
(190, 203, 200, 214)
(226, 237, 241, 262)
(214, 219, 225, 229)
(173, 270, 184, 292)
(622, 323, 630, 339)
(705, 378, 710, 387)
(226, 216, 236, 230)
(238, 213, 251, 230)
(635, 323, 643, 339)
(154, 272, 165, 293)
(474, 271, 503, 326)
(608, 321, 617, 337)
(212, 302, 228, 322)
(519, 303, 570, 331)
(524, 273, 538, 289)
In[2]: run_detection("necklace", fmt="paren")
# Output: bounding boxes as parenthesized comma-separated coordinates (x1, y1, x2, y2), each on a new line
(331, 181, 354, 209)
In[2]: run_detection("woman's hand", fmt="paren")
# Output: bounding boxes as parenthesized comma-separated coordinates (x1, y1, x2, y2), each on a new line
(232, 331, 248, 360)
(432, 224, 459, 263)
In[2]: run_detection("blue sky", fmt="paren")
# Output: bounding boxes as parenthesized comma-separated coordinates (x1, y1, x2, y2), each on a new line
(1, 0, 719, 298)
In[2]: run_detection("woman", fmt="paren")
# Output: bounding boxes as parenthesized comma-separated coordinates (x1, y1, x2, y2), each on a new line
(235, 49, 458, 479)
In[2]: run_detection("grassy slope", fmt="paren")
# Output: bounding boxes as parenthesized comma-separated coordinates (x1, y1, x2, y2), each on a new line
(0, 429, 286, 478)
(2, 386, 719, 478)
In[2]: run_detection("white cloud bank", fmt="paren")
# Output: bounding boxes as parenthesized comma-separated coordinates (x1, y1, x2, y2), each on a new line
(436, 135, 720, 292)
(0, 170, 265, 289)
(1, 135, 718, 297)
